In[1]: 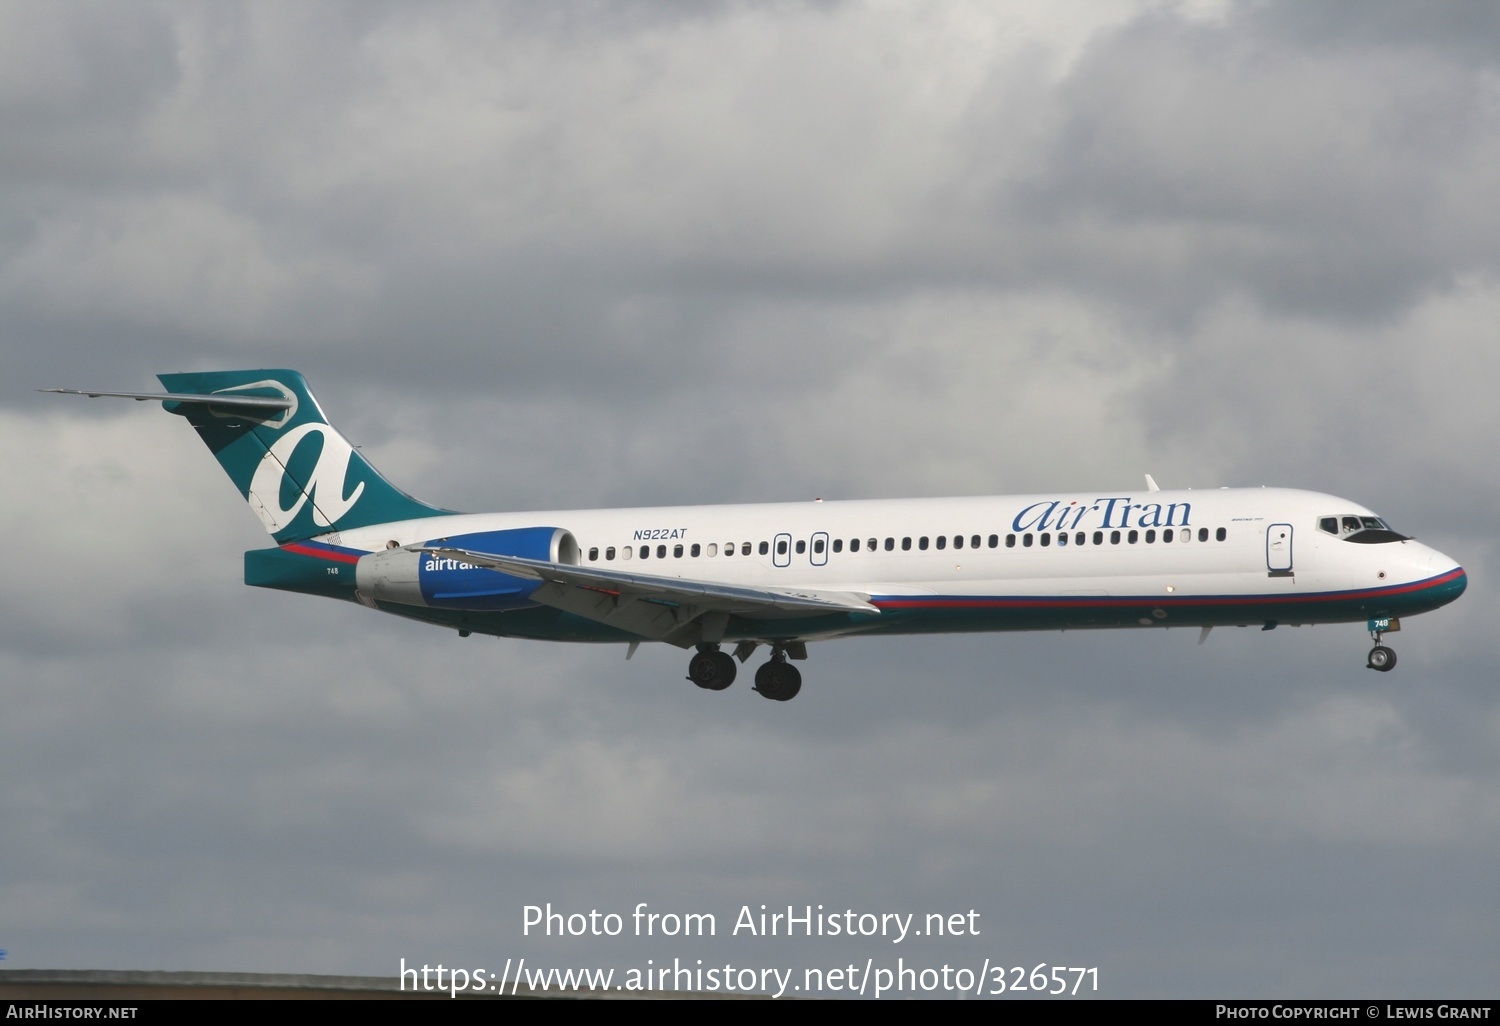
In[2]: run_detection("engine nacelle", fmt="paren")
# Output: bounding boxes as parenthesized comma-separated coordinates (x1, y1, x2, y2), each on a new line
(355, 527, 578, 610)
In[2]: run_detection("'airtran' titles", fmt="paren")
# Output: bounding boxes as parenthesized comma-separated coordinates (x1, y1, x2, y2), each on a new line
(1011, 497, 1192, 533)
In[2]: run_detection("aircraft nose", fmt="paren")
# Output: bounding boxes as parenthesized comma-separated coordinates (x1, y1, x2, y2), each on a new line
(1449, 564, 1468, 599)
(1422, 545, 1467, 605)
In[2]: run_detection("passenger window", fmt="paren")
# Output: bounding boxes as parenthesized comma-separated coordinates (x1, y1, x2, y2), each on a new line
(1075, 532, 1085, 546)
(919, 537, 929, 550)
(707, 543, 717, 557)
(972, 535, 982, 549)
(1057, 532, 1067, 547)
(1093, 531, 1103, 545)
(1216, 527, 1226, 541)
(621, 546, 631, 560)
(902, 537, 912, 551)
(759, 541, 769, 555)
(1128, 530, 1138, 544)
(690, 543, 700, 557)
(743, 542, 753, 555)
(1023, 534, 1033, 548)
(868, 538, 877, 551)
(987, 535, 998, 548)
(1198, 528, 1208, 542)
(1111, 531, 1121, 545)
(885, 538, 894, 551)
(777, 540, 789, 556)
(658, 545, 667, 558)
(1163, 529, 1173, 543)
(606, 546, 616, 560)
(1006, 534, 1016, 548)
(850, 538, 860, 553)
(1041, 533, 1051, 547)
(832, 539, 841, 553)
(935, 536, 945, 550)
(588, 547, 599, 561)
(1145, 529, 1155, 543)
(795, 540, 805, 554)
(952, 535, 962, 549)
(640, 545, 650, 559)
(672, 543, 682, 557)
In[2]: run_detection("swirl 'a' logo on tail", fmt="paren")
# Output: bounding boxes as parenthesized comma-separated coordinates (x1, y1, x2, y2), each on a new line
(247, 423, 367, 534)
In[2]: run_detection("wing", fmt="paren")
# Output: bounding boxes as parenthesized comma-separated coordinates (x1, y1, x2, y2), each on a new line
(414, 546, 879, 648)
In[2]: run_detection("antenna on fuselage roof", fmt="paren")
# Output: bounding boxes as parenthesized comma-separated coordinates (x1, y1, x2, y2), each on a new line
(1145, 474, 1160, 492)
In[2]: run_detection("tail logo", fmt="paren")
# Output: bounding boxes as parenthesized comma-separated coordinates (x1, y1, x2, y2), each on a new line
(247, 423, 366, 534)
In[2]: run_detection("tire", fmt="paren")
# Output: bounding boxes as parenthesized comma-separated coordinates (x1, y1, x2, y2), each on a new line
(710, 651, 737, 690)
(754, 661, 801, 701)
(754, 661, 786, 700)
(776, 663, 802, 701)
(688, 652, 721, 688)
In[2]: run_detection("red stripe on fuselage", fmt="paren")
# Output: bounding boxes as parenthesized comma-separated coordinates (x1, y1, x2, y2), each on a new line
(280, 542, 363, 565)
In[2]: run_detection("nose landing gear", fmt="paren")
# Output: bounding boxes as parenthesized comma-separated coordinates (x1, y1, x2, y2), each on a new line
(1366, 624, 1397, 672)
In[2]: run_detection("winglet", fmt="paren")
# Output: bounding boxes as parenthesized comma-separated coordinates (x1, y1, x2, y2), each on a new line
(1145, 474, 1160, 492)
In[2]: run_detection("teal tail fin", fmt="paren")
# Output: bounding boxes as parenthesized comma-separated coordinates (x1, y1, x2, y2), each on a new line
(157, 369, 450, 543)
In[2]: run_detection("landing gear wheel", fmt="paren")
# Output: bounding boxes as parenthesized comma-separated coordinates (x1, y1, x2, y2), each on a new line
(1367, 645, 1397, 672)
(688, 650, 736, 690)
(712, 651, 737, 688)
(753, 660, 802, 701)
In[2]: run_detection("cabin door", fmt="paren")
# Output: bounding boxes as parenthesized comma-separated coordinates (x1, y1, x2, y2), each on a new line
(1266, 523, 1293, 574)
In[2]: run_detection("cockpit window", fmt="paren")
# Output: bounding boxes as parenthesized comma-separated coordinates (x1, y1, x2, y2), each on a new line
(1345, 528, 1409, 544)
(1331, 513, 1409, 544)
(1320, 517, 1338, 535)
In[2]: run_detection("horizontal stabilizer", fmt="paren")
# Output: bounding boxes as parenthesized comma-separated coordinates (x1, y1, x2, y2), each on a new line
(41, 388, 293, 411)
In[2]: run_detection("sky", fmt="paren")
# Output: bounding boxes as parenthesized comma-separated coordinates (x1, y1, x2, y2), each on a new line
(2, 0, 1497, 999)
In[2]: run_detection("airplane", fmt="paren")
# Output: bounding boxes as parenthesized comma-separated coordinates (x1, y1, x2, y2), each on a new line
(46, 369, 1467, 701)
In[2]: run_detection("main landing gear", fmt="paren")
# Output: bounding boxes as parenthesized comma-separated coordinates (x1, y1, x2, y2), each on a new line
(687, 647, 737, 691)
(1366, 627, 1397, 673)
(753, 651, 802, 702)
(685, 644, 804, 701)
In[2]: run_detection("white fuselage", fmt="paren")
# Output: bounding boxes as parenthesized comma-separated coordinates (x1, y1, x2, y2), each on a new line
(327, 487, 1464, 644)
